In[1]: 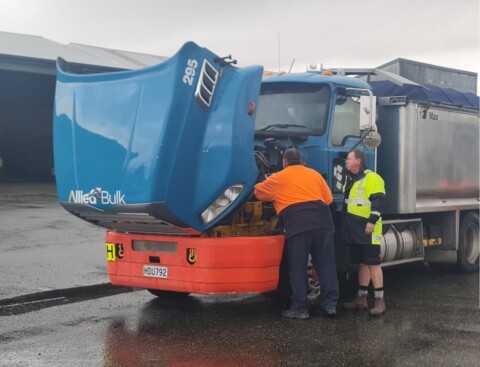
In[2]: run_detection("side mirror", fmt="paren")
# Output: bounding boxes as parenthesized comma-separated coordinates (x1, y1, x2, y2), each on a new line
(364, 131, 382, 148)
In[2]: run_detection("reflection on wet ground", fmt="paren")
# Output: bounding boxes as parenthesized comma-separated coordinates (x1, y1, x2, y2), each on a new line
(102, 265, 479, 367)
(2, 184, 478, 366)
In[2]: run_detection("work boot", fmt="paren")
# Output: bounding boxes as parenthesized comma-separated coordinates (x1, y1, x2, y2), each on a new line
(342, 294, 368, 311)
(281, 309, 309, 320)
(369, 297, 386, 316)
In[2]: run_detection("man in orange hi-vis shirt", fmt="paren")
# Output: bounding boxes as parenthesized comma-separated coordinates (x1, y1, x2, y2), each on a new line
(255, 148, 339, 319)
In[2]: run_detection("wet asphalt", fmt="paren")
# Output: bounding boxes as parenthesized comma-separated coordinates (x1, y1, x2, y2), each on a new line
(0, 184, 479, 366)
(0, 183, 106, 299)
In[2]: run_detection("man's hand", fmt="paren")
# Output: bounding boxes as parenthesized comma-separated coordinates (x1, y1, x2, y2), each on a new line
(365, 222, 375, 234)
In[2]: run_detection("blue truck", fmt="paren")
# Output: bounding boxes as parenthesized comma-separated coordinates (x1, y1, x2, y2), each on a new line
(53, 41, 479, 296)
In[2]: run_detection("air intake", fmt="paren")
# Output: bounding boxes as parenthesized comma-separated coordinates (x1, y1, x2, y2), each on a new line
(195, 59, 218, 110)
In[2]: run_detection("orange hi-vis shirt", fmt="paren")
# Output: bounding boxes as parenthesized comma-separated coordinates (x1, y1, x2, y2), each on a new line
(254, 165, 333, 214)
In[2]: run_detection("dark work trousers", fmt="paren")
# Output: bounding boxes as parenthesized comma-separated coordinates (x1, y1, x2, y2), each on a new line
(277, 244, 292, 308)
(286, 229, 339, 313)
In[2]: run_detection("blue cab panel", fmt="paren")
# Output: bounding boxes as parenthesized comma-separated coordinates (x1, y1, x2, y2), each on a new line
(54, 41, 263, 234)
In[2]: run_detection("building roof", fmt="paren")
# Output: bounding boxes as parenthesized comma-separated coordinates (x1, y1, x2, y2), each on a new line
(375, 57, 477, 94)
(0, 31, 167, 74)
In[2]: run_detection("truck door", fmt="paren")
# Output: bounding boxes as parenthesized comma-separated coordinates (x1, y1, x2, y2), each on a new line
(327, 88, 377, 203)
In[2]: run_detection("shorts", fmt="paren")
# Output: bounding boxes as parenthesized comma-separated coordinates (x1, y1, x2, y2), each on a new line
(348, 243, 381, 265)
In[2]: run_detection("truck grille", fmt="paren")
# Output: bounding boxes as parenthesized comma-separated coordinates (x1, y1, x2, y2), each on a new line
(73, 211, 188, 235)
(63, 203, 196, 236)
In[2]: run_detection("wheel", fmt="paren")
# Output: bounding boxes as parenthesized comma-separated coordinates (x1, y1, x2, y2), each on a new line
(147, 289, 190, 298)
(455, 212, 479, 273)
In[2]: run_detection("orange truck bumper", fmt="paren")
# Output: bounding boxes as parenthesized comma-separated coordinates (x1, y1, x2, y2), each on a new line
(105, 231, 285, 294)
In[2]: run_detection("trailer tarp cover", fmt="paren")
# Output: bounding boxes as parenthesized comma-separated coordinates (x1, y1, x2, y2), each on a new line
(370, 80, 479, 110)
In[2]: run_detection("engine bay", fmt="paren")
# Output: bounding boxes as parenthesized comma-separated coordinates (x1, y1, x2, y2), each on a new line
(203, 138, 289, 238)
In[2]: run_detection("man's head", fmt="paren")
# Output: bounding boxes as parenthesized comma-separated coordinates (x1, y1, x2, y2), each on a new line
(346, 149, 365, 174)
(282, 148, 302, 167)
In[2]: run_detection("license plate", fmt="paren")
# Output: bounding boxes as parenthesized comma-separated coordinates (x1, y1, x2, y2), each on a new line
(143, 265, 168, 278)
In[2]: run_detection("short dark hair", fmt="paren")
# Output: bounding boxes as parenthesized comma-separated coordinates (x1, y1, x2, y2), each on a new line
(350, 149, 366, 168)
(283, 148, 302, 165)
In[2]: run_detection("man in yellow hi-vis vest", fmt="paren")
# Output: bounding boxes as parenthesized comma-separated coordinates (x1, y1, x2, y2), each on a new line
(342, 150, 387, 316)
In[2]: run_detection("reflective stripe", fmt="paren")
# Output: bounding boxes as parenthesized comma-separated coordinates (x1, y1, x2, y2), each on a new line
(357, 177, 366, 203)
(346, 170, 376, 217)
(345, 169, 385, 245)
(345, 198, 371, 205)
(352, 175, 371, 206)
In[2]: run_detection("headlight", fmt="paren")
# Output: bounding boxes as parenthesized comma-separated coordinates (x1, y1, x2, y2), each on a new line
(201, 184, 245, 224)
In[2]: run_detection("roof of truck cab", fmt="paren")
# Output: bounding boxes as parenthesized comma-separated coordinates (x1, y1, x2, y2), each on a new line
(262, 72, 372, 89)
(262, 70, 479, 110)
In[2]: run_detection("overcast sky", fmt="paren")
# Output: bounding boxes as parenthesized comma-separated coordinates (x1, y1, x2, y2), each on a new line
(1, 0, 479, 80)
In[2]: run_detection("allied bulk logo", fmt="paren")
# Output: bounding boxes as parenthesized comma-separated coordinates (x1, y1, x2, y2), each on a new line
(68, 187, 126, 205)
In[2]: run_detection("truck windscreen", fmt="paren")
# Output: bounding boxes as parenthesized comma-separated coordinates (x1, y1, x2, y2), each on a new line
(255, 82, 331, 135)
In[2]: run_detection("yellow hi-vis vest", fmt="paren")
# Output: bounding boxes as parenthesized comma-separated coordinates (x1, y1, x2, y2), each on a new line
(344, 169, 385, 245)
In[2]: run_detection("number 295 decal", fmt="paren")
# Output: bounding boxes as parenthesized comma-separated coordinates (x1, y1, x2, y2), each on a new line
(183, 59, 198, 86)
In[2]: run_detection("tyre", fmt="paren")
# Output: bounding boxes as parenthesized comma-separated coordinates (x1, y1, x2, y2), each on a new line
(455, 212, 479, 273)
(147, 289, 190, 298)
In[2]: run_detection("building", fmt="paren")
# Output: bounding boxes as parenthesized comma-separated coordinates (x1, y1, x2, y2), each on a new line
(0, 31, 166, 182)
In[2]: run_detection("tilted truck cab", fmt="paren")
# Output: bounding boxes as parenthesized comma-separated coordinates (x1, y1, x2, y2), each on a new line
(54, 42, 479, 296)
(55, 41, 263, 235)
(54, 41, 286, 293)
